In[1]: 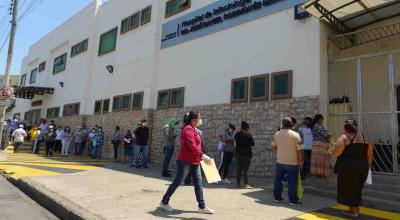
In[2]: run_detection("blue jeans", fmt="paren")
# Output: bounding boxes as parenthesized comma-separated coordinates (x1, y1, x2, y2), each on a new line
(273, 163, 299, 203)
(161, 160, 205, 209)
(91, 144, 103, 159)
(75, 143, 81, 155)
(134, 144, 148, 168)
(162, 145, 175, 174)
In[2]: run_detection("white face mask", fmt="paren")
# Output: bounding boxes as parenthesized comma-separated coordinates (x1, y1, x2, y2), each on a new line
(142, 123, 146, 127)
(197, 119, 203, 127)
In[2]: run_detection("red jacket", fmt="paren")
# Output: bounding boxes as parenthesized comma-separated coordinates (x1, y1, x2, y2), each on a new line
(178, 124, 203, 165)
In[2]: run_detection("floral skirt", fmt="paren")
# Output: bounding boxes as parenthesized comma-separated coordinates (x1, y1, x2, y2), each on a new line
(310, 141, 331, 177)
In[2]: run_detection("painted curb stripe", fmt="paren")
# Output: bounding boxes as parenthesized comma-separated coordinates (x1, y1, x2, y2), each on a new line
(332, 204, 400, 220)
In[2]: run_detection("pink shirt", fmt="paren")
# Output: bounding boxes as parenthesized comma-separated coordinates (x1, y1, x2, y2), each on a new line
(178, 125, 203, 165)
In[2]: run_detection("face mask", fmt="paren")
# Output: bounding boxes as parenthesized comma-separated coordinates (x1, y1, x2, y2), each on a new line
(197, 119, 203, 127)
(142, 123, 146, 127)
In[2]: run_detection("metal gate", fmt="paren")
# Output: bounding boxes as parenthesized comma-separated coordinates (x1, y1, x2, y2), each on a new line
(329, 51, 400, 175)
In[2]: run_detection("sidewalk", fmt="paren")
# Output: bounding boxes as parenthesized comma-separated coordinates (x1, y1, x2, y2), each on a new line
(14, 162, 335, 220)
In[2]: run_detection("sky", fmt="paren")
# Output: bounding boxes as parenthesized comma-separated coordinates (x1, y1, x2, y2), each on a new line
(0, 0, 92, 76)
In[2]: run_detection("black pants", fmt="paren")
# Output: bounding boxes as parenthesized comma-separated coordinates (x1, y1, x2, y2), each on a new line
(302, 150, 312, 177)
(236, 155, 251, 185)
(55, 140, 62, 152)
(113, 142, 120, 160)
(45, 141, 55, 156)
(219, 151, 234, 179)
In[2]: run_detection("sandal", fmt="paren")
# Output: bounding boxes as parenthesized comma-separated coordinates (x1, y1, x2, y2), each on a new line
(342, 211, 359, 218)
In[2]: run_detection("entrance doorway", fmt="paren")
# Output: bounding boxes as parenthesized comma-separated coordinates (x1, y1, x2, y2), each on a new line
(24, 109, 41, 124)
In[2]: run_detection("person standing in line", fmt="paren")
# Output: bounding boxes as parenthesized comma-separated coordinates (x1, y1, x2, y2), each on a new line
(298, 117, 313, 179)
(133, 120, 149, 168)
(162, 117, 179, 177)
(332, 120, 373, 218)
(28, 124, 39, 153)
(272, 117, 304, 206)
(111, 126, 121, 161)
(61, 126, 72, 157)
(160, 111, 214, 214)
(44, 126, 57, 156)
(123, 130, 133, 163)
(74, 127, 83, 155)
(218, 124, 236, 184)
(88, 127, 97, 157)
(80, 125, 89, 155)
(55, 126, 63, 153)
(11, 125, 27, 153)
(310, 114, 331, 178)
(33, 128, 43, 154)
(234, 121, 255, 189)
(92, 127, 105, 159)
(10, 116, 21, 134)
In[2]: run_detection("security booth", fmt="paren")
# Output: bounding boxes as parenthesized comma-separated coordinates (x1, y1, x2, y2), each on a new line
(303, 0, 400, 175)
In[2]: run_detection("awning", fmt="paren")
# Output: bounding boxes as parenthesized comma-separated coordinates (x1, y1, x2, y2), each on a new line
(302, 0, 400, 33)
(13, 86, 54, 99)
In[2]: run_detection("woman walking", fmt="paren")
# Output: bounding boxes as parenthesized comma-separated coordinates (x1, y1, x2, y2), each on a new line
(123, 130, 133, 163)
(332, 120, 373, 218)
(112, 126, 121, 161)
(218, 124, 236, 184)
(310, 114, 331, 178)
(61, 126, 72, 157)
(234, 121, 255, 188)
(160, 111, 214, 214)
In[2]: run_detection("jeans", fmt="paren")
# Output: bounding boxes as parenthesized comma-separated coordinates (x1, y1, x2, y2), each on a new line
(273, 163, 299, 203)
(134, 145, 148, 168)
(302, 150, 312, 176)
(92, 144, 103, 159)
(219, 151, 233, 179)
(33, 139, 41, 154)
(236, 155, 251, 185)
(80, 141, 86, 155)
(162, 145, 175, 174)
(161, 160, 205, 209)
(30, 140, 36, 152)
(55, 140, 62, 152)
(75, 143, 81, 155)
(61, 140, 71, 156)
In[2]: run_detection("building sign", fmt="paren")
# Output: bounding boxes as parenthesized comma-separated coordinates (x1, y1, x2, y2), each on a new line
(161, 0, 308, 49)
(31, 100, 43, 107)
(0, 86, 13, 101)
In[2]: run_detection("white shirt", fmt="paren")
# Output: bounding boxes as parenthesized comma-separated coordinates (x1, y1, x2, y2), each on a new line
(56, 129, 63, 140)
(298, 127, 313, 150)
(12, 128, 27, 143)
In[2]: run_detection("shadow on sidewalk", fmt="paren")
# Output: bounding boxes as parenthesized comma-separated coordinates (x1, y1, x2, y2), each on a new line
(148, 208, 207, 220)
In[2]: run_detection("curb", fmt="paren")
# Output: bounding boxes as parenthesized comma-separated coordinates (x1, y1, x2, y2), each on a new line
(5, 175, 106, 220)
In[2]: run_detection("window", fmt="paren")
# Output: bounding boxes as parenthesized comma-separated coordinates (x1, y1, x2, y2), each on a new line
(94, 100, 102, 114)
(53, 53, 67, 74)
(20, 74, 27, 85)
(157, 90, 169, 109)
(121, 17, 130, 34)
(99, 27, 118, 56)
(102, 99, 110, 113)
(47, 107, 60, 118)
(30, 68, 38, 84)
(250, 74, 269, 101)
(169, 87, 184, 108)
(130, 12, 140, 29)
(63, 103, 80, 116)
(231, 77, 248, 103)
(38, 61, 46, 72)
(157, 87, 185, 109)
(112, 96, 121, 111)
(165, 0, 190, 18)
(121, 94, 131, 110)
(71, 39, 88, 57)
(132, 92, 143, 110)
(271, 70, 293, 99)
(140, 6, 152, 25)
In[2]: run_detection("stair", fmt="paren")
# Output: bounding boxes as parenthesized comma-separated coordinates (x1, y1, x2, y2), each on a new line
(303, 174, 400, 212)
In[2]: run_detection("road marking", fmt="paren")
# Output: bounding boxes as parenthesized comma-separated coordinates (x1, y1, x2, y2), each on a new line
(296, 212, 348, 220)
(332, 204, 400, 220)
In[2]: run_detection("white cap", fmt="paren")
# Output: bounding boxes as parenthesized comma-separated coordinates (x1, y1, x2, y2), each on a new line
(49, 125, 54, 129)
(19, 125, 24, 128)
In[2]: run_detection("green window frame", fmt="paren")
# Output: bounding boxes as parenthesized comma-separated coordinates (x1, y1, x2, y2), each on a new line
(63, 103, 80, 117)
(140, 6, 152, 25)
(271, 70, 293, 99)
(38, 61, 46, 72)
(30, 68, 38, 84)
(121, 17, 130, 34)
(112, 96, 121, 111)
(250, 74, 269, 101)
(94, 100, 102, 114)
(53, 53, 67, 74)
(132, 92, 143, 110)
(169, 87, 184, 108)
(47, 107, 60, 118)
(165, 0, 191, 18)
(98, 27, 118, 56)
(102, 99, 110, 114)
(121, 94, 132, 110)
(71, 39, 88, 57)
(157, 90, 170, 109)
(20, 74, 27, 85)
(231, 77, 249, 103)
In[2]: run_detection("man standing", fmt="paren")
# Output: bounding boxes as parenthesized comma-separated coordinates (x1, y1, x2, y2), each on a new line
(133, 120, 149, 168)
(44, 126, 57, 156)
(11, 125, 27, 153)
(55, 126, 63, 153)
(74, 127, 83, 155)
(92, 127, 105, 159)
(272, 117, 304, 206)
(298, 117, 313, 179)
(80, 125, 89, 155)
(162, 117, 178, 177)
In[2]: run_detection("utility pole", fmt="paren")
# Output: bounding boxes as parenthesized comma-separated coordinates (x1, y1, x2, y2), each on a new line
(0, 0, 19, 147)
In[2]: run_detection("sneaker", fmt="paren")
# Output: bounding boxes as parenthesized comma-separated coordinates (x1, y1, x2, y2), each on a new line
(222, 178, 232, 184)
(159, 202, 174, 212)
(198, 206, 214, 214)
(243, 184, 253, 189)
(288, 201, 303, 206)
(273, 198, 283, 203)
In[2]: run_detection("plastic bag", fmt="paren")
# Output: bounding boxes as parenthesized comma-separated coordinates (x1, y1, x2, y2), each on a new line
(365, 168, 372, 185)
(297, 167, 303, 199)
